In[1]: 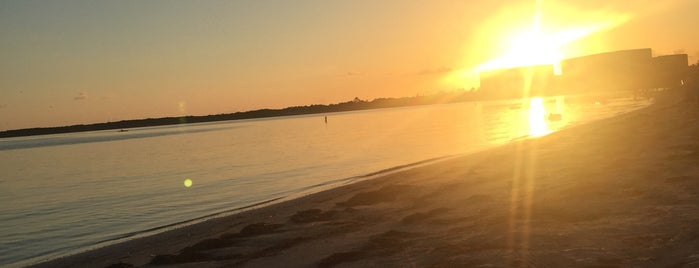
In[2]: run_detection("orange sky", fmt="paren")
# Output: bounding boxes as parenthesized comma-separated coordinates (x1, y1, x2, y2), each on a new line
(1, 0, 698, 131)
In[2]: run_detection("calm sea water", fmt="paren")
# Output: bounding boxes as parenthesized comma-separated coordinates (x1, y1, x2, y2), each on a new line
(0, 97, 650, 267)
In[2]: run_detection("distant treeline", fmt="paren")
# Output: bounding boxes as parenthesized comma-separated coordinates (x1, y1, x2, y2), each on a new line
(0, 90, 479, 138)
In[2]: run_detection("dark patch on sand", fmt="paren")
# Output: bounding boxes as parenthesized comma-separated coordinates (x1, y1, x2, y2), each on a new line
(532, 202, 612, 223)
(318, 230, 421, 267)
(103, 262, 134, 268)
(150, 235, 311, 266)
(418, 182, 471, 201)
(401, 208, 450, 224)
(337, 184, 414, 207)
(231, 222, 284, 238)
(289, 209, 337, 223)
(149, 222, 285, 265)
(181, 237, 232, 253)
(322, 220, 364, 233)
(366, 230, 416, 252)
(239, 236, 311, 262)
(148, 251, 208, 265)
(318, 251, 365, 268)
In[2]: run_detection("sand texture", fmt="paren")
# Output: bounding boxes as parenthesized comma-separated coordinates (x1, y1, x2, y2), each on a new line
(33, 93, 699, 268)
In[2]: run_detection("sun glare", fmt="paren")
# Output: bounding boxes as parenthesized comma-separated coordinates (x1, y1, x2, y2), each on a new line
(473, 2, 631, 75)
(476, 25, 607, 75)
(441, 3, 631, 90)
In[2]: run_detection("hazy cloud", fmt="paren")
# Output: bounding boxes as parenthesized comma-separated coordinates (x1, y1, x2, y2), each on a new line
(74, 92, 88, 101)
(345, 71, 367, 77)
(414, 67, 452, 76)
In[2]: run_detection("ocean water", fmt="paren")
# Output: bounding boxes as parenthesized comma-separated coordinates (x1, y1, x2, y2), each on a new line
(0, 97, 650, 267)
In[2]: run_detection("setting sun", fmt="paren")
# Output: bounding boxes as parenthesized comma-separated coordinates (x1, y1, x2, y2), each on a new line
(474, 1, 631, 75)
(475, 27, 579, 75)
(442, 1, 633, 89)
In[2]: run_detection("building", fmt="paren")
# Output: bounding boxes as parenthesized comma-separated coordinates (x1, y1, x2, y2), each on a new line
(559, 48, 654, 94)
(651, 54, 689, 88)
(476, 48, 690, 100)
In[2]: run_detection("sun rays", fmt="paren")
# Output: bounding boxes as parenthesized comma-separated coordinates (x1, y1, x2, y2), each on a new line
(475, 1, 631, 74)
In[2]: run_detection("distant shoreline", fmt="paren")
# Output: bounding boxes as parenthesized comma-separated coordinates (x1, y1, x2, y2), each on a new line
(0, 91, 478, 138)
(0, 91, 633, 139)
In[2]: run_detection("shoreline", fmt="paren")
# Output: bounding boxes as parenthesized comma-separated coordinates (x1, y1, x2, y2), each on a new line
(32, 91, 699, 267)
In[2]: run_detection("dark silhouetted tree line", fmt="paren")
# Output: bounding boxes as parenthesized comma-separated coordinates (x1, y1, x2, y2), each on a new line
(0, 90, 479, 138)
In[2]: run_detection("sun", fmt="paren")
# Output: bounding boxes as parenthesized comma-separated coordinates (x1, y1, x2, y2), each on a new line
(473, 2, 631, 75)
(441, 2, 631, 89)
(475, 25, 612, 75)
(476, 30, 562, 74)
(475, 24, 601, 75)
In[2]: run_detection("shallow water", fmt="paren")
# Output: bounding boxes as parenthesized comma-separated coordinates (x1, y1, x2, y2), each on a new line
(0, 97, 650, 267)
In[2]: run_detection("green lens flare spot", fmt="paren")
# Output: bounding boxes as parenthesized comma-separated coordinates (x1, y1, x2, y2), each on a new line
(184, 179, 193, 187)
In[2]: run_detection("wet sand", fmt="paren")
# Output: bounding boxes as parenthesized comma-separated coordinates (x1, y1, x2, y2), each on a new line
(33, 92, 699, 267)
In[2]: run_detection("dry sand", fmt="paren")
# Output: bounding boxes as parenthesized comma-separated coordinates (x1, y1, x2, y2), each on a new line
(33, 92, 699, 268)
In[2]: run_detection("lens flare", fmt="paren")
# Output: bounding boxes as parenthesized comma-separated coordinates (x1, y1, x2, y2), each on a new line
(184, 178, 193, 187)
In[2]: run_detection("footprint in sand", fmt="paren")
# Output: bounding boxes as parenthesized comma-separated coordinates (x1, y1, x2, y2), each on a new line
(337, 184, 415, 207)
(289, 209, 337, 223)
(148, 222, 285, 265)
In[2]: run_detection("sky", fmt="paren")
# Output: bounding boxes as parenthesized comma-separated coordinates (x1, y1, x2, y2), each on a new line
(1, 0, 698, 131)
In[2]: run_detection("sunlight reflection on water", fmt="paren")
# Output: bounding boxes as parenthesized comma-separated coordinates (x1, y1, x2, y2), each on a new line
(528, 97, 552, 137)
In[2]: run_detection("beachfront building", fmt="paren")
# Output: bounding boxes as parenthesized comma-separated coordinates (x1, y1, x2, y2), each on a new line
(559, 48, 654, 95)
(477, 48, 690, 100)
(651, 54, 689, 89)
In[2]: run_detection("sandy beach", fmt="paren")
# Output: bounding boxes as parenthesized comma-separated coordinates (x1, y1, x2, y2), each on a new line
(32, 91, 699, 268)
